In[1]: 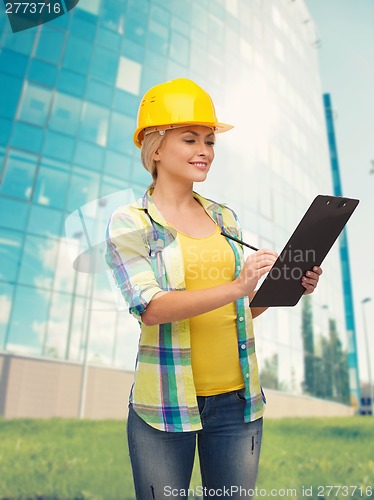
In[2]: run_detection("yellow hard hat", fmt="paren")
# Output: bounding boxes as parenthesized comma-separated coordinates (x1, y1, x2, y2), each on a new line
(133, 78, 233, 148)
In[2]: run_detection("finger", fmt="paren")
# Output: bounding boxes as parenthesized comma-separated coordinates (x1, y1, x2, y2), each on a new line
(305, 270, 320, 281)
(312, 266, 323, 275)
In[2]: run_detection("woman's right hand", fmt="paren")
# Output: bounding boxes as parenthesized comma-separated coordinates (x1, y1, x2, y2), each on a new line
(234, 249, 278, 298)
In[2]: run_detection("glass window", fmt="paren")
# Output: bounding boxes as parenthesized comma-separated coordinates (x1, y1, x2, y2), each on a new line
(116, 57, 141, 95)
(143, 49, 167, 73)
(0, 150, 38, 200)
(49, 92, 82, 136)
(86, 79, 113, 107)
(0, 49, 28, 78)
(57, 69, 86, 98)
(18, 233, 58, 289)
(35, 28, 65, 65)
(112, 89, 138, 118)
(90, 45, 119, 85)
(66, 166, 100, 213)
(73, 141, 105, 171)
(77, 0, 101, 15)
(5, 284, 50, 353)
(192, 3, 208, 33)
(62, 35, 92, 75)
(96, 27, 121, 51)
(147, 20, 169, 56)
(28, 59, 58, 87)
(104, 150, 132, 179)
(0, 228, 23, 283)
(121, 39, 145, 64)
(128, 0, 150, 15)
(132, 158, 152, 186)
(43, 130, 75, 163)
(0, 73, 23, 119)
(140, 67, 164, 96)
(100, 175, 128, 197)
(0, 282, 13, 348)
(18, 83, 52, 127)
(0, 118, 12, 146)
(108, 112, 134, 155)
(0, 197, 29, 231)
(28, 205, 63, 238)
(43, 291, 74, 359)
(2, 29, 36, 56)
(101, 0, 126, 33)
(70, 10, 97, 42)
(169, 32, 189, 66)
(11, 122, 44, 154)
(79, 102, 109, 146)
(33, 157, 70, 209)
(150, 4, 170, 27)
(124, 11, 147, 45)
(171, 16, 189, 37)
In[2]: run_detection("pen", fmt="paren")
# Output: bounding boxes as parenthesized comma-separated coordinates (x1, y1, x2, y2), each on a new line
(220, 231, 259, 251)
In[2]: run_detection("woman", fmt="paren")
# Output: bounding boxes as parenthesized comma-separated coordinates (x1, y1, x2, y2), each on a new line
(106, 78, 322, 499)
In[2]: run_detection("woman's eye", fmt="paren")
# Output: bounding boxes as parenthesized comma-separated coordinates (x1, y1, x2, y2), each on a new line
(206, 141, 215, 147)
(184, 139, 195, 143)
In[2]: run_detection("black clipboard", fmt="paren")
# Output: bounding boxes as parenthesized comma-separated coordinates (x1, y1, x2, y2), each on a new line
(249, 195, 359, 307)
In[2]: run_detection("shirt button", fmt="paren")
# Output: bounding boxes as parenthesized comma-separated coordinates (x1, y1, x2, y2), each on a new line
(245, 373, 249, 379)
(241, 344, 246, 350)
(239, 316, 244, 322)
(237, 265, 241, 271)
(134, 285, 140, 291)
(150, 251, 155, 257)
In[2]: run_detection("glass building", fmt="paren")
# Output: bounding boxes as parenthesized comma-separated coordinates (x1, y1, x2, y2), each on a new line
(0, 0, 354, 407)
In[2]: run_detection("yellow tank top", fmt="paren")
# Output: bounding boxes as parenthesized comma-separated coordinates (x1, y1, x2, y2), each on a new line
(176, 223, 244, 396)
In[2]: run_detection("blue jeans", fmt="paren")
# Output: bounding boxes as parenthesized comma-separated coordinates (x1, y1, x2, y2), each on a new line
(127, 389, 263, 499)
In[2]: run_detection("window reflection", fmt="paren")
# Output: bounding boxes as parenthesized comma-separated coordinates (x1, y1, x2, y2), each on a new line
(108, 112, 134, 155)
(0, 150, 38, 200)
(11, 122, 44, 154)
(6, 284, 50, 354)
(169, 32, 189, 66)
(34, 157, 70, 209)
(18, 83, 52, 127)
(49, 92, 82, 136)
(80, 102, 109, 146)
(90, 46, 119, 85)
(0, 73, 23, 119)
(0, 282, 13, 348)
(0, 198, 29, 231)
(116, 57, 141, 95)
(36, 29, 65, 65)
(66, 166, 100, 213)
(0, 228, 22, 283)
(62, 36, 92, 75)
(28, 205, 63, 238)
(18, 234, 57, 289)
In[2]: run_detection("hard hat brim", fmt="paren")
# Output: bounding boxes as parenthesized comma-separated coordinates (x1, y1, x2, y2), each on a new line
(134, 121, 234, 148)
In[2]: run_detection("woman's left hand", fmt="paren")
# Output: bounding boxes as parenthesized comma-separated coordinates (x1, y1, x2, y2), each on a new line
(302, 266, 323, 295)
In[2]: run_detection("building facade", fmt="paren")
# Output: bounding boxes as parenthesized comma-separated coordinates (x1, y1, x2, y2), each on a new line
(0, 0, 353, 416)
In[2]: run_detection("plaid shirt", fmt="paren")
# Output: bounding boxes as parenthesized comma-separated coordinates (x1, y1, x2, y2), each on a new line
(105, 190, 265, 432)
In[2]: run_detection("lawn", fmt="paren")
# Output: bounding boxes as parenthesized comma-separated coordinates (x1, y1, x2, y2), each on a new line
(0, 417, 373, 499)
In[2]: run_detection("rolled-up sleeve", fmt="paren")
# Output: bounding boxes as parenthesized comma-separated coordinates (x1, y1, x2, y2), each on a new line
(105, 208, 163, 322)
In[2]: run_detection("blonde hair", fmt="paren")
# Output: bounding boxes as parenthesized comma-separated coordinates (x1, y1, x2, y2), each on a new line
(140, 132, 166, 190)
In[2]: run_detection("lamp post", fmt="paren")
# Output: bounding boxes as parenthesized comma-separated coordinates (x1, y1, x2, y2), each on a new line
(361, 297, 373, 415)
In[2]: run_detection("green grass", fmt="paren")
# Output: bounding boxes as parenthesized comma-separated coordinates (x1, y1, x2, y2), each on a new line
(0, 417, 373, 499)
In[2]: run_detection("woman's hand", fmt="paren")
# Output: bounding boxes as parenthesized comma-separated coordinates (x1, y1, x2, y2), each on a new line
(235, 249, 278, 298)
(302, 266, 323, 294)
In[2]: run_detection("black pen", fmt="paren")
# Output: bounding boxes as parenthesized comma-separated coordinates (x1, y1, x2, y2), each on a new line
(220, 231, 259, 251)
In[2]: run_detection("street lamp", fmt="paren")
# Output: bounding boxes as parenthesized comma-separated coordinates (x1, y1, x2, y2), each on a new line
(361, 297, 373, 415)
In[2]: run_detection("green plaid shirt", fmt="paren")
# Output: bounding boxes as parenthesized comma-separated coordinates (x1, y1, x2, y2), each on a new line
(106, 190, 265, 432)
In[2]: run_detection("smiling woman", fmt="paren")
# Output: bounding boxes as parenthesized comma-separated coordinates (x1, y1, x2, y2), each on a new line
(105, 78, 321, 500)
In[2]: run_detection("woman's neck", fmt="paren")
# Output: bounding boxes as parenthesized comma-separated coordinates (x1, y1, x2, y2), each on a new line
(151, 180, 196, 211)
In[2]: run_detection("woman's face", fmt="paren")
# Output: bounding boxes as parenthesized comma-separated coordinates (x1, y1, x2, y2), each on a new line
(153, 125, 215, 184)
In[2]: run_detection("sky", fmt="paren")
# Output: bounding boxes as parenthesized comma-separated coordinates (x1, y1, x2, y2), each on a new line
(305, 0, 374, 384)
